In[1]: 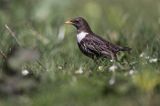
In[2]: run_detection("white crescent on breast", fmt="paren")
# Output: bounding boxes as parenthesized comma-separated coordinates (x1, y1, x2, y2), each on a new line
(77, 32, 88, 43)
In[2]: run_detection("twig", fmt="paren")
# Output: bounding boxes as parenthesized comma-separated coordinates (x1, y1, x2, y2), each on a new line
(36, 60, 47, 71)
(0, 49, 7, 60)
(4, 24, 46, 72)
(5, 24, 21, 46)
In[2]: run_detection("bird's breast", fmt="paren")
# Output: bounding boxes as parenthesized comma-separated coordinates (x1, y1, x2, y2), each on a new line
(77, 31, 88, 43)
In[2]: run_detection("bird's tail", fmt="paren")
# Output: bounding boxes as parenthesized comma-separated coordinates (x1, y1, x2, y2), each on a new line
(119, 46, 131, 52)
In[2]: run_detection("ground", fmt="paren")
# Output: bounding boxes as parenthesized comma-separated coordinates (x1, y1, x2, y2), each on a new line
(0, 0, 160, 106)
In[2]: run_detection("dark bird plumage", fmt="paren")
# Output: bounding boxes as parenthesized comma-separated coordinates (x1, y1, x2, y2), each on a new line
(65, 17, 131, 60)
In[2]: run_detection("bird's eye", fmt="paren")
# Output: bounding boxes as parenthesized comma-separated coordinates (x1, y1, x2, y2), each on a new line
(74, 20, 79, 23)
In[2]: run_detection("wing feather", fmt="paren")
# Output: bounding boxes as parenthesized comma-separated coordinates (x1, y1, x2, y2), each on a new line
(81, 35, 114, 58)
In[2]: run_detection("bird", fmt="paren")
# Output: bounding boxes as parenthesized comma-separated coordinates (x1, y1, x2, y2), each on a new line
(65, 17, 131, 61)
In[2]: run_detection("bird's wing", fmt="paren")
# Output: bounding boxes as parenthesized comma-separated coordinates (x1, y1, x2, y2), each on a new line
(81, 35, 114, 57)
(92, 34, 128, 52)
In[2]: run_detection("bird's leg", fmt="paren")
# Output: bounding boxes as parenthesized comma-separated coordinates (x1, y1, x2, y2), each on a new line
(111, 53, 126, 70)
(108, 54, 117, 85)
(93, 55, 100, 64)
(110, 53, 117, 64)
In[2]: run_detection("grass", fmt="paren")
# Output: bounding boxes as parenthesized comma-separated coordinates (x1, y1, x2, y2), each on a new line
(0, 0, 160, 106)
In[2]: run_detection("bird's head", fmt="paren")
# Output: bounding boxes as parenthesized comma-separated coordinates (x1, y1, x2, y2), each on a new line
(65, 17, 92, 33)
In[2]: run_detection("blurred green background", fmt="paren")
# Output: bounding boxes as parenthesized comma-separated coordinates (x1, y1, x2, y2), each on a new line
(0, 0, 160, 106)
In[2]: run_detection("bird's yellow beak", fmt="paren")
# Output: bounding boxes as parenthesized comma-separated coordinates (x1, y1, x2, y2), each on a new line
(65, 20, 73, 24)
